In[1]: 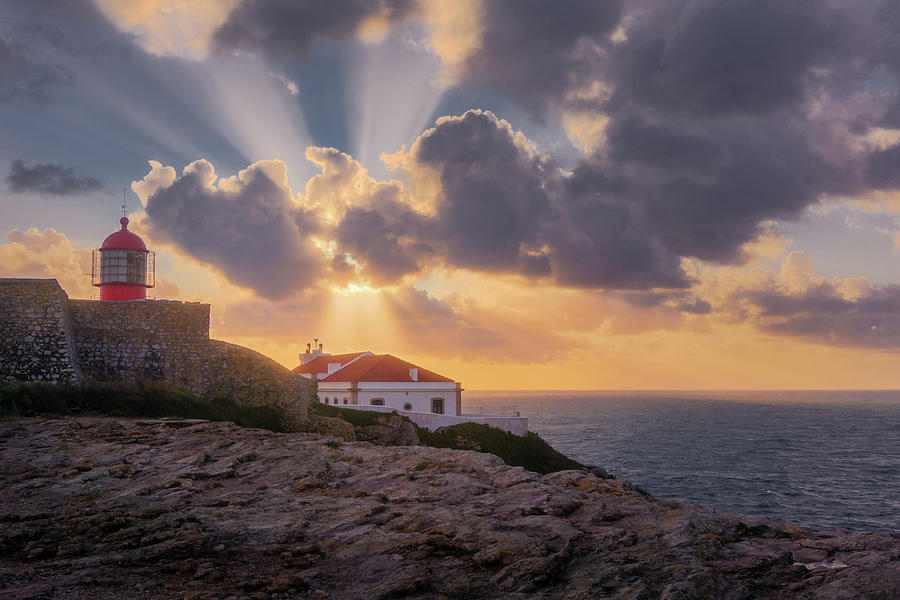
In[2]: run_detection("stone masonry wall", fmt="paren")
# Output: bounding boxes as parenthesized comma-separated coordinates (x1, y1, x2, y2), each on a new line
(68, 299, 211, 396)
(207, 340, 315, 431)
(0, 279, 81, 384)
(0, 279, 316, 431)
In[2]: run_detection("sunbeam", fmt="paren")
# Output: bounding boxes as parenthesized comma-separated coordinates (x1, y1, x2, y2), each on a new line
(347, 22, 446, 176)
(202, 58, 316, 184)
(321, 287, 399, 352)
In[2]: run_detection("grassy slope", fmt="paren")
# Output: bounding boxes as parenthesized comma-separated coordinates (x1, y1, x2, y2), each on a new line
(314, 403, 584, 474)
(2, 384, 586, 474)
(0, 381, 285, 432)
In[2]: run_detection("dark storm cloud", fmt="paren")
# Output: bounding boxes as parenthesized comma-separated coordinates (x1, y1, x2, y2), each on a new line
(213, 0, 414, 61)
(606, 116, 724, 173)
(145, 161, 321, 300)
(678, 300, 712, 315)
(7, 159, 102, 195)
(459, 0, 624, 115)
(606, 0, 857, 117)
(436, 0, 896, 275)
(618, 290, 710, 314)
(413, 110, 556, 276)
(751, 287, 853, 318)
(635, 119, 842, 262)
(395, 110, 687, 289)
(563, 0, 871, 266)
(745, 285, 900, 349)
(0, 35, 72, 103)
(334, 207, 430, 285)
(865, 145, 900, 190)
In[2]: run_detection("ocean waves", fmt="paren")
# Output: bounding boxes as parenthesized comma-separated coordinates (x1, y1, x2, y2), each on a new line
(464, 390, 900, 531)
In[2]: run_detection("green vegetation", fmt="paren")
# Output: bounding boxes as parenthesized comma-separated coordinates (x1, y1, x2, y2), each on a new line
(417, 422, 584, 475)
(0, 381, 285, 432)
(313, 402, 387, 427)
(313, 403, 584, 475)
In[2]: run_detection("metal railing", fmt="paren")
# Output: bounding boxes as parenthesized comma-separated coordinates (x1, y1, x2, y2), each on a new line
(463, 404, 521, 417)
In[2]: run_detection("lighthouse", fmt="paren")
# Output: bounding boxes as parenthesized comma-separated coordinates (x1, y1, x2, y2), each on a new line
(91, 216, 156, 300)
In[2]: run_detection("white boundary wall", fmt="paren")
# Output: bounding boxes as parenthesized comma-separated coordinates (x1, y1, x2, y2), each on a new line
(318, 381, 460, 415)
(332, 403, 529, 437)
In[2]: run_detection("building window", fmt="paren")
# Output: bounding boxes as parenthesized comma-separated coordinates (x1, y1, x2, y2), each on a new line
(343, 398, 348, 404)
(403, 402, 412, 411)
(371, 398, 385, 406)
(324, 397, 329, 404)
(431, 397, 444, 415)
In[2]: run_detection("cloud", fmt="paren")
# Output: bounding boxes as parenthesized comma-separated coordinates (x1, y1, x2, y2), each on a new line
(454, 0, 624, 116)
(143, 158, 323, 299)
(93, 0, 239, 59)
(0, 228, 93, 297)
(685, 250, 900, 350)
(384, 287, 504, 353)
(7, 159, 103, 196)
(866, 144, 900, 190)
(141, 112, 695, 295)
(678, 299, 712, 315)
(302, 146, 433, 285)
(410, 110, 555, 276)
(383, 286, 576, 362)
(747, 283, 900, 350)
(131, 160, 177, 207)
(606, 0, 860, 117)
(394, 109, 691, 288)
(334, 208, 429, 285)
(416, 0, 481, 80)
(421, 0, 900, 271)
(212, 0, 415, 62)
(0, 35, 73, 103)
(216, 290, 329, 341)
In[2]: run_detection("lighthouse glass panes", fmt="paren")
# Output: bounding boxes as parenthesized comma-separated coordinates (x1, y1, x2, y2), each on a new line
(91, 249, 154, 285)
(145, 252, 155, 287)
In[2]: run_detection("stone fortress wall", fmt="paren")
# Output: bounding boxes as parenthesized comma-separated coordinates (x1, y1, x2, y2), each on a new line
(0, 279, 82, 385)
(67, 298, 211, 396)
(0, 278, 315, 430)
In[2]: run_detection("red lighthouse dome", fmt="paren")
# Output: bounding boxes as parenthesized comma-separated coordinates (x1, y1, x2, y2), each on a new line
(92, 216, 156, 301)
(101, 217, 148, 252)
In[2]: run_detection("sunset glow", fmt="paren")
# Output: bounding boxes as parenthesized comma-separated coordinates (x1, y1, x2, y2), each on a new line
(4, 0, 900, 390)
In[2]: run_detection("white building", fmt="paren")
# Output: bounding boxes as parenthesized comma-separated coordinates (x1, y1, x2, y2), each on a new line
(293, 348, 527, 435)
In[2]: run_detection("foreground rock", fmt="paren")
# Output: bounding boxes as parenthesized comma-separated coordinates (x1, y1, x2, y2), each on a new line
(1, 418, 897, 599)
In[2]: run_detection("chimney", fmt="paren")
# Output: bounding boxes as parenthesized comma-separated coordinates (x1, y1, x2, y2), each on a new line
(299, 339, 330, 365)
(409, 367, 418, 382)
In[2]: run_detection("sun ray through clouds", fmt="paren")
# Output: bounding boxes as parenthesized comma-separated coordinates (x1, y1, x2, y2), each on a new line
(347, 22, 447, 175)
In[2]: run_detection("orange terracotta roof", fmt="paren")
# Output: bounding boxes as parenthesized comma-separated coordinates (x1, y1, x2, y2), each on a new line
(319, 354, 455, 383)
(291, 352, 367, 374)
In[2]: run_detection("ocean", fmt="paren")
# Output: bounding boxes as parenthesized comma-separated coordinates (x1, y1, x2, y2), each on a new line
(462, 390, 900, 532)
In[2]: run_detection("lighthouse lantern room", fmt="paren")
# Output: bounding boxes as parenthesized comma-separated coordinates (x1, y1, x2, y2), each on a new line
(91, 216, 156, 301)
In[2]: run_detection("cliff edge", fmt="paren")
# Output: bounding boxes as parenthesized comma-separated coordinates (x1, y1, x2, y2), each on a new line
(1, 418, 897, 599)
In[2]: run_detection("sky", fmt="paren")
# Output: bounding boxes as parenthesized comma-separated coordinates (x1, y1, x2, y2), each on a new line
(3, 0, 900, 390)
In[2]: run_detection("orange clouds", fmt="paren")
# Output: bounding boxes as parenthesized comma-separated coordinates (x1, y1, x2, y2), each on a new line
(0, 228, 93, 298)
(94, 0, 238, 59)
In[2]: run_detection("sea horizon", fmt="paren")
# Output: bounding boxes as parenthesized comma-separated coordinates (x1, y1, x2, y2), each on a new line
(463, 390, 900, 532)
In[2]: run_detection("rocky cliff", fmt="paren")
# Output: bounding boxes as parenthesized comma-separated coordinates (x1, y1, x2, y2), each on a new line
(1, 418, 897, 599)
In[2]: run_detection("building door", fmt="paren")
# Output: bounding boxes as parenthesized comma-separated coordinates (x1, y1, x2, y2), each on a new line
(431, 397, 444, 414)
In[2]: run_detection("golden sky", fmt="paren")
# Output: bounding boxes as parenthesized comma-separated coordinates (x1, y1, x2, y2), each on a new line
(3, 0, 900, 389)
